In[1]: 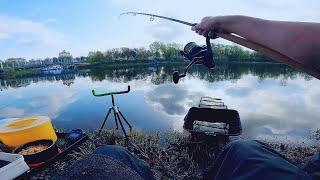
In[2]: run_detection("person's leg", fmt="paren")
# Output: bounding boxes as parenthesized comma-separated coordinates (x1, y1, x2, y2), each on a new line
(303, 150, 320, 179)
(204, 140, 312, 180)
(93, 145, 154, 180)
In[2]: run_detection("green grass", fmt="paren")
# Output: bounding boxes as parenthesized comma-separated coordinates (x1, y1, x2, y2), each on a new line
(0, 68, 40, 79)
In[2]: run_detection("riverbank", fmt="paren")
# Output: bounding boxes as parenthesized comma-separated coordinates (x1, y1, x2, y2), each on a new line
(76, 60, 186, 69)
(0, 68, 41, 79)
(0, 60, 183, 79)
(0, 60, 289, 80)
(30, 130, 318, 179)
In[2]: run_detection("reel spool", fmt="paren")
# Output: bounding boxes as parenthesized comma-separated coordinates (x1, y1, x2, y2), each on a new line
(173, 37, 215, 84)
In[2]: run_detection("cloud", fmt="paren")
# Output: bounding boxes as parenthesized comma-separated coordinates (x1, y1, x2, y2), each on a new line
(0, 32, 10, 39)
(110, 0, 320, 55)
(0, 107, 25, 117)
(29, 92, 77, 119)
(111, 0, 320, 22)
(145, 19, 184, 41)
(225, 87, 252, 97)
(142, 74, 320, 141)
(145, 84, 189, 115)
(17, 38, 40, 46)
(0, 15, 67, 48)
(43, 18, 57, 24)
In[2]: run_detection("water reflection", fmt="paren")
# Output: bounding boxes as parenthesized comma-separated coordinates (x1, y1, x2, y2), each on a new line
(0, 63, 318, 144)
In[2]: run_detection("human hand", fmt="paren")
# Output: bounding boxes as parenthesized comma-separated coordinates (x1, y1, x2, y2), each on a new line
(191, 16, 227, 39)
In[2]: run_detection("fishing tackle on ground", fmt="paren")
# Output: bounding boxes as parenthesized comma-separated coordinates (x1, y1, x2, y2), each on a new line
(120, 12, 215, 84)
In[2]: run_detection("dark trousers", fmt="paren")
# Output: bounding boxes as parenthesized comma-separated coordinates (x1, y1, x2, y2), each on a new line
(93, 145, 154, 180)
(204, 140, 318, 180)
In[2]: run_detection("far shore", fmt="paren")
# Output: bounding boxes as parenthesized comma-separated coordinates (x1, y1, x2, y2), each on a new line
(0, 60, 286, 79)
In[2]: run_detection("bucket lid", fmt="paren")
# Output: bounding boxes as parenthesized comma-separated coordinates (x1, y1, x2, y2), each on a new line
(0, 116, 51, 133)
(0, 118, 18, 126)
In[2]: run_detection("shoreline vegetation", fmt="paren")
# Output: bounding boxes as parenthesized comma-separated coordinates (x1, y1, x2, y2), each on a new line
(30, 130, 319, 179)
(84, 42, 277, 64)
(0, 61, 289, 80)
(1, 41, 280, 79)
(0, 63, 311, 90)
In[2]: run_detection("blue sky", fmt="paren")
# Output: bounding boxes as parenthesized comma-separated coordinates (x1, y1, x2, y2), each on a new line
(0, 0, 319, 59)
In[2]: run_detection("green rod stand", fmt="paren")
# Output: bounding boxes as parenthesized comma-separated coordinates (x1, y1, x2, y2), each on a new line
(92, 85, 132, 137)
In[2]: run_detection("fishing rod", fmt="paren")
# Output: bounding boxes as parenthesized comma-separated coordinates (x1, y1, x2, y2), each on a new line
(121, 11, 320, 81)
(121, 12, 215, 83)
(120, 12, 196, 27)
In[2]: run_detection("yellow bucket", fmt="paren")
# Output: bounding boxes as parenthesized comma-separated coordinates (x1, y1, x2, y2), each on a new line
(0, 116, 57, 149)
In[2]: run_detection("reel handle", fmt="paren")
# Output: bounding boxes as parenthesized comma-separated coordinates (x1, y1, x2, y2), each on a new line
(204, 37, 214, 69)
(172, 56, 203, 84)
(172, 71, 186, 84)
(206, 37, 213, 56)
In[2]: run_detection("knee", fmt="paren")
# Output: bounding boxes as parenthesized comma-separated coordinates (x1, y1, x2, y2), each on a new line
(227, 140, 261, 150)
(93, 145, 129, 156)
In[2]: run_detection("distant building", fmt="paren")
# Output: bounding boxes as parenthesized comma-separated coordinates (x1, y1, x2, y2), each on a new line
(5, 58, 27, 68)
(88, 51, 96, 57)
(43, 58, 53, 65)
(29, 59, 43, 66)
(73, 56, 86, 63)
(0, 60, 3, 69)
(58, 50, 73, 64)
(59, 50, 72, 58)
(6, 58, 27, 65)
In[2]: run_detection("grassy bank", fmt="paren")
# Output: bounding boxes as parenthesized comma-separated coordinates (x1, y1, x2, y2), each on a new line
(76, 60, 186, 69)
(0, 68, 41, 79)
(0, 61, 286, 79)
(30, 130, 317, 180)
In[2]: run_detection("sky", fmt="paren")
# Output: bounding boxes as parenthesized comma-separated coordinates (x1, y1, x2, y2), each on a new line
(0, 0, 320, 60)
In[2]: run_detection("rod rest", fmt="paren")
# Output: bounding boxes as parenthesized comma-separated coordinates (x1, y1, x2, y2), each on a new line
(92, 86, 130, 97)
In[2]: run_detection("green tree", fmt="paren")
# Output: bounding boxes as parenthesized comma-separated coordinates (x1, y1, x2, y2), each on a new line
(120, 47, 130, 60)
(104, 50, 113, 61)
(134, 48, 152, 60)
(111, 48, 121, 60)
(87, 51, 105, 62)
(149, 42, 164, 58)
(162, 43, 181, 60)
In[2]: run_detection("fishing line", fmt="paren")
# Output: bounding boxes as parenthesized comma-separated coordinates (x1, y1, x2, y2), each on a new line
(120, 11, 214, 84)
(119, 12, 196, 27)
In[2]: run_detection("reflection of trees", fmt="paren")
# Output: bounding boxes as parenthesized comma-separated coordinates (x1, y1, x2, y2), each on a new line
(0, 63, 309, 89)
(0, 73, 76, 89)
(87, 63, 304, 84)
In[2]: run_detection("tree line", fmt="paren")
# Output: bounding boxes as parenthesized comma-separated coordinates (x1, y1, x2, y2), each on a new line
(86, 41, 277, 63)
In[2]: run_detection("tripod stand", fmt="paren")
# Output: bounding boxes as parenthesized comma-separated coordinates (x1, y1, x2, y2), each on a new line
(92, 86, 132, 137)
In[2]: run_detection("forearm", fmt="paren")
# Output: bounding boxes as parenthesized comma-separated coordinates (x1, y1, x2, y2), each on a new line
(221, 15, 320, 71)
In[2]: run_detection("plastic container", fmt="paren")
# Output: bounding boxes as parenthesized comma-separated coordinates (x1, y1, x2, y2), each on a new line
(0, 116, 57, 149)
(13, 139, 59, 165)
(0, 152, 30, 180)
(0, 118, 18, 126)
(193, 121, 229, 135)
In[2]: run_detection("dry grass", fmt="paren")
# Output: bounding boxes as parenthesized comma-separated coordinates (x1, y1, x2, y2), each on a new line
(67, 130, 221, 179)
(30, 130, 222, 179)
(29, 130, 318, 179)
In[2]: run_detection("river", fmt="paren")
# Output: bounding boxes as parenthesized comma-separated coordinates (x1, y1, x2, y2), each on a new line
(1, 63, 319, 144)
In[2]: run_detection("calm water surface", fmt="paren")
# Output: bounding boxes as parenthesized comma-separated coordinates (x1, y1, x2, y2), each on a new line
(1, 64, 319, 144)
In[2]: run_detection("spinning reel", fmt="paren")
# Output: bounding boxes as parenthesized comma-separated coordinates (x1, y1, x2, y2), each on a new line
(172, 37, 215, 84)
(121, 12, 216, 84)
